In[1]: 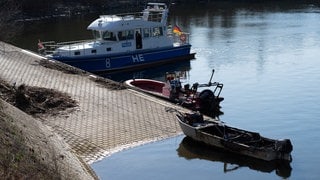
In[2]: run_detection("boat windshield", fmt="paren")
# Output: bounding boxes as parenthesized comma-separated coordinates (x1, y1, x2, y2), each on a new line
(118, 30, 134, 41)
(92, 30, 102, 40)
(102, 31, 117, 41)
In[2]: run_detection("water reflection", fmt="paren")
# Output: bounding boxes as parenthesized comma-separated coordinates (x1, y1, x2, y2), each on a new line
(169, 1, 320, 27)
(9, 2, 320, 179)
(168, 1, 320, 74)
(177, 137, 292, 178)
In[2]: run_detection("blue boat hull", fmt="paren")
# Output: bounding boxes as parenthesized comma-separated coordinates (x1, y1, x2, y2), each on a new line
(52, 45, 194, 72)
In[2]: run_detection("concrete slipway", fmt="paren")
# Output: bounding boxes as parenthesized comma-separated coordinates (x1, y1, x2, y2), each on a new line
(0, 42, 189, 164)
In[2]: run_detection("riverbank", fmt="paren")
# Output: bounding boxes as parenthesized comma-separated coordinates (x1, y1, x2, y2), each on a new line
(0, 42, 186, 178)
(0, 99, 97, 179)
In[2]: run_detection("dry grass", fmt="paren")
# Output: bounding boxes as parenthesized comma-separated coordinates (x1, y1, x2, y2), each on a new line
(0, 107, 61, 179)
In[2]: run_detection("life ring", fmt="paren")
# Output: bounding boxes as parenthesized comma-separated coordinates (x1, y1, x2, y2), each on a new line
(180, 34, 186, 42)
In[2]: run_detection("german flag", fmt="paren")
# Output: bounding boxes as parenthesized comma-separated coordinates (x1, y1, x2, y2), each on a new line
(173, 25, 182, 35)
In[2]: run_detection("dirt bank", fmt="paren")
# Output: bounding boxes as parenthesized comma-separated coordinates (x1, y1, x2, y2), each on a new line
(0, 77, 98, 179)
(0, 99, 97, 179)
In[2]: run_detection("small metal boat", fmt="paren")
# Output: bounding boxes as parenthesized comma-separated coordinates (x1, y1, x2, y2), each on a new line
(125, 69, 224, 118)
(175, 111, 293, 161)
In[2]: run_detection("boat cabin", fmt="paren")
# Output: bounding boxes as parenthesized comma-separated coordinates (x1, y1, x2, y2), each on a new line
(51, 3, 178, 57)
(86, 2, 171, 49)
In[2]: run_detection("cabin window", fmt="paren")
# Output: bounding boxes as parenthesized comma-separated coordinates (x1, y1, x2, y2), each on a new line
(91, 49, 97, 53)
(106, 47, 111, 51)
(118, 30, 134, 41)
(152, 27, 163, 36)
(118, 31, 126, 41)
(143, 28, 150, 38)
(74, 51, 80, 55)
(126, 30, 134, 40)
(92, 30, 101, 40)
(103, 31, 117, 41)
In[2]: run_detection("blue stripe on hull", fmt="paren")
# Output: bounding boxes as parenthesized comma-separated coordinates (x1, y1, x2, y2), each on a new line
(53, 45, 193, 72)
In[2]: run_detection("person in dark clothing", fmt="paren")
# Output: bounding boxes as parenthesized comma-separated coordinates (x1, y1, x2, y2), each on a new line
(135, 31, 142, 49)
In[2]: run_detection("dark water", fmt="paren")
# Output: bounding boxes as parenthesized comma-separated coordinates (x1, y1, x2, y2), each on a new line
(12, 1, 320, 179)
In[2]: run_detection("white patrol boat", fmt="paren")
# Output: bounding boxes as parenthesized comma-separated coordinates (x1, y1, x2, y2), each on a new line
(39, 3, 195, 72)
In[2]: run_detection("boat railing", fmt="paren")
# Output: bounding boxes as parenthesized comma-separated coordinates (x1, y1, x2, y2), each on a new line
(100, 12, 141, 20)
(168, 32, 190, 45)
(99, 11, 165, 23)
(197, 82, 223, 98)
(167, 25, 191, 45)
(38, 39, 91, 56)
(55, 39, 91, 46)
(38, 41, 57, 55)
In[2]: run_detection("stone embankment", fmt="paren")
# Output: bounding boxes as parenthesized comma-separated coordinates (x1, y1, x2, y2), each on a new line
(0, 42, 187, 178)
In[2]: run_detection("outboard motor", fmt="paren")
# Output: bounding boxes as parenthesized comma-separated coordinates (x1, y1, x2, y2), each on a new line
(184, 84, 190, 95)
(275, 139, 293, 153)
(198, 89, 222, 117)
